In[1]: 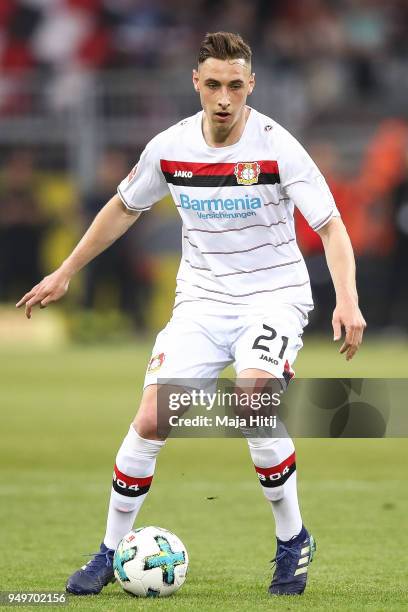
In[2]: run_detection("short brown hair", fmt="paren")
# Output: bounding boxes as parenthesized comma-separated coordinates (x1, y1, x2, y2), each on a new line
(198, 32, 252, 66)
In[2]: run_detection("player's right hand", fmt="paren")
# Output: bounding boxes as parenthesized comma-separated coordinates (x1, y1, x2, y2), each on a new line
(16, 269, 71, 319)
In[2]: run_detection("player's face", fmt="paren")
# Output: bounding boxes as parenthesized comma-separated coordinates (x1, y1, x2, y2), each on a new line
(192, 58, 255, 134)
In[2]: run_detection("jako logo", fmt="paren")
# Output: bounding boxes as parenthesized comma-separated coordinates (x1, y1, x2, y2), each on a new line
(179, 193, 261, 212)
(174, 170, 193, 178)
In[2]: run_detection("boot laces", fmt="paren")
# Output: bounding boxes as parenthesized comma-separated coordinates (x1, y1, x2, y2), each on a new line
(270, 543, 300, 569)
(82, 549, 113, 574)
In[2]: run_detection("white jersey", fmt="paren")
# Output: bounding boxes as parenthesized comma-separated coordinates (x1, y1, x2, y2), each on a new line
(118, 107, 340, 315)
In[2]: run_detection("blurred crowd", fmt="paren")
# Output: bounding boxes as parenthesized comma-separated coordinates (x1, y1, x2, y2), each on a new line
(297, 119, 408, 331)
(1, 0, 408, 113)
(0, 148, 154, 331)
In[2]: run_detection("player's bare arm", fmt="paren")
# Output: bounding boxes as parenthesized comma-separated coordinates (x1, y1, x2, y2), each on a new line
(317, 216, 366, 361)
(16, 193, 140, 319)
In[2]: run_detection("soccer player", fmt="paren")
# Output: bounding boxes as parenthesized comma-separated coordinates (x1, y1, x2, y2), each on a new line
(17, 32, 366, 596)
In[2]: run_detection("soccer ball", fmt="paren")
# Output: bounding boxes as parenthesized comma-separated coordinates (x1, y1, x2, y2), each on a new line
(113, 526, 189, 597)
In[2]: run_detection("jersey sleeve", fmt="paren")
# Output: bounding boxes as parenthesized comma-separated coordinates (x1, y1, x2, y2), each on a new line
(117, 135, 169, 212)
(277, 129, 340, 231)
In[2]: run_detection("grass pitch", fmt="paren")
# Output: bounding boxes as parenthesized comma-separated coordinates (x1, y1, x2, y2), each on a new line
(1, 338, 407, 611)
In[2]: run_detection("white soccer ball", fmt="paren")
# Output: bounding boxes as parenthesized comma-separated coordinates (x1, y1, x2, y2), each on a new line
(113, 527, 189, 597)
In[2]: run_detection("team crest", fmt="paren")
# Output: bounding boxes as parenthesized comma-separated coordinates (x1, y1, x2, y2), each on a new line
(234, 162, 261, 185)
(147, 352, 165, 372)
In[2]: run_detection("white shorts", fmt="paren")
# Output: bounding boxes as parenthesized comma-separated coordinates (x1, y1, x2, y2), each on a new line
(144, 302, 306, 389)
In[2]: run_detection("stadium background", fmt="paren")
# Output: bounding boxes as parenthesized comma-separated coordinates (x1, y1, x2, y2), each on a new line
(0, 1, 407, 610)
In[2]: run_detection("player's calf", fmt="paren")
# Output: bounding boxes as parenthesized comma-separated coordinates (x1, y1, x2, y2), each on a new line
(66, 387, 166, 596)
(66, 425, 165, 595)
(104, 424, 165, 550)
(248, 437, 302, 539)
(246, 437, 316, 594)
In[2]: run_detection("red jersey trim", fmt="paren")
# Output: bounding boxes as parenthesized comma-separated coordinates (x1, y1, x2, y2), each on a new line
(160, 160, 279, 176)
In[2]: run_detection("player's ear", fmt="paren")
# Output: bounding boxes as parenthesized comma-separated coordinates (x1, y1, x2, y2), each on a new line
(248, 72, 255, 95)
(192, 68, 200, 92)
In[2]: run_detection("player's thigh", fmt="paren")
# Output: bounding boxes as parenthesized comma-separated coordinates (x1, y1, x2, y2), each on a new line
(236, 367, 277, 390)
(135, 312, 231, 439)
(233, 306, 304, 386)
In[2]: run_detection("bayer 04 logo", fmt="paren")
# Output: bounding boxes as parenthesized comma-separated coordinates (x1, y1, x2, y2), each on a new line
(113, 527, 189, 597)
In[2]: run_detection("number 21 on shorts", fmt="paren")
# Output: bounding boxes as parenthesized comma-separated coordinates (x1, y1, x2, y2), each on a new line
(252, 324, 288, 359)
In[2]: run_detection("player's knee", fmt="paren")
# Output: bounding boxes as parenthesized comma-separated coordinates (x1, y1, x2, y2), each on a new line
(132, 385, 164, 440)
(133, 413, 160, 440)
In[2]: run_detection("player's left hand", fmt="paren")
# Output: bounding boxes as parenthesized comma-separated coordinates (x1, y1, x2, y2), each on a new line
(332, 301, 366, 361)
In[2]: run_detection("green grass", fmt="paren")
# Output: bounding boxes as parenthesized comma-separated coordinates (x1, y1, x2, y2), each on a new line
(1, 339, 407, 611)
